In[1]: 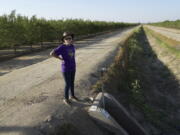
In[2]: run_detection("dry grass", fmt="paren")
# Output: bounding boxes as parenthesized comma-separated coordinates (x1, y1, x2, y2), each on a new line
(144, 27, 180, 58)
(92, 27, 180, 134)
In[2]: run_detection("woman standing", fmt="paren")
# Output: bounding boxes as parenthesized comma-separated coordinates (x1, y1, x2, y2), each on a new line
(50, 32, 78, 105)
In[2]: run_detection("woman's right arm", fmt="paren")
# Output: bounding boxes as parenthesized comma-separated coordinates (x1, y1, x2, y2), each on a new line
(50, 50, 63, 60)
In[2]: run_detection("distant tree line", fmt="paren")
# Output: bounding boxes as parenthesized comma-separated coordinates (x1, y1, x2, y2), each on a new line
(150, 20, 180, 29)
(0, 10, 137, 49)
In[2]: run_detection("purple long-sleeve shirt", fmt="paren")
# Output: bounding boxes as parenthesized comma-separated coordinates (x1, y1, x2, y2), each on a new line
(54, 44, 76, 72)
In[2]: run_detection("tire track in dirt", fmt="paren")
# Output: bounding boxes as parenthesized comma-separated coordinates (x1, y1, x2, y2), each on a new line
(0, 27, 137, 135)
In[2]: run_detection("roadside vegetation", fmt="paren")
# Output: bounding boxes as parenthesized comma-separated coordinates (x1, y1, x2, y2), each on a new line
(144, 27, 180, 58)
(150, 20, 180, 29)
(93, 26, 180, 135)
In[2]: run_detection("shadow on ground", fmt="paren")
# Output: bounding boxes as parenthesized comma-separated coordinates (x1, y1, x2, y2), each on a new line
(0, 126, 41, 135)
(103, 27, 180, 135)
(0, 28, 130, 76)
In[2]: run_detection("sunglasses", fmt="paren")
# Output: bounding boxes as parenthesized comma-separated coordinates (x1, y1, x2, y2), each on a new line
(64, 37, 72, 40)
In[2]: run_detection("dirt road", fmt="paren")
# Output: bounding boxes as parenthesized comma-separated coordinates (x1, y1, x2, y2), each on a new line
(142, 26, 180, 134)
(145, 25, 180, 42)
(0, 27, 136, 135)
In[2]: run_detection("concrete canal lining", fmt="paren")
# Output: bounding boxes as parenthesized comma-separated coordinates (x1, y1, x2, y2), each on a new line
(88, 92, 148, 135)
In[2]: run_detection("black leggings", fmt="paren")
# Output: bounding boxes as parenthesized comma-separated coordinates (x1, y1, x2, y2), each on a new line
(62, 71, 75, 99)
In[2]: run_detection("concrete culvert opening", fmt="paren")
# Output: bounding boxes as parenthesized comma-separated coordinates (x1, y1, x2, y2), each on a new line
(89, 92, 149, 135)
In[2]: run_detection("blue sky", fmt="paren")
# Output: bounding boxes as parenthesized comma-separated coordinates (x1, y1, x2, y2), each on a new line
(0, 0, 179, 23)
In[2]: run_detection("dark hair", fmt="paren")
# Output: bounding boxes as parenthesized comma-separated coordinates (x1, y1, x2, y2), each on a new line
(61, 32, 74, 42)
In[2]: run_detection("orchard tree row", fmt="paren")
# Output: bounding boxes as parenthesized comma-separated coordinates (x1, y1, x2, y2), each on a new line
(0, 10, 136, 49)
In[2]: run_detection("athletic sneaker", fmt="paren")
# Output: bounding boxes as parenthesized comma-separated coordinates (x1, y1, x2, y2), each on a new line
(63, 99, 71, 105)
(70, 96, 79, 101)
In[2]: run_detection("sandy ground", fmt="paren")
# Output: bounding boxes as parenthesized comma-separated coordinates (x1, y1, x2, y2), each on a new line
(144, 25, 180, 80)
(145, 25, 180, 97)
(143, 26, 180, 134)
(145, 25, 180, 42)
(0, 27, 136, 135)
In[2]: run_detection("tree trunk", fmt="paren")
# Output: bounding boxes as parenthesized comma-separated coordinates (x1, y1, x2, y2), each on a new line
(13, 44, 17, 54)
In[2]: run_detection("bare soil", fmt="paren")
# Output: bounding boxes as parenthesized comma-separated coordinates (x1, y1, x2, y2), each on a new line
(146, 25, 180, 42)
(0, 27, 136, 135)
